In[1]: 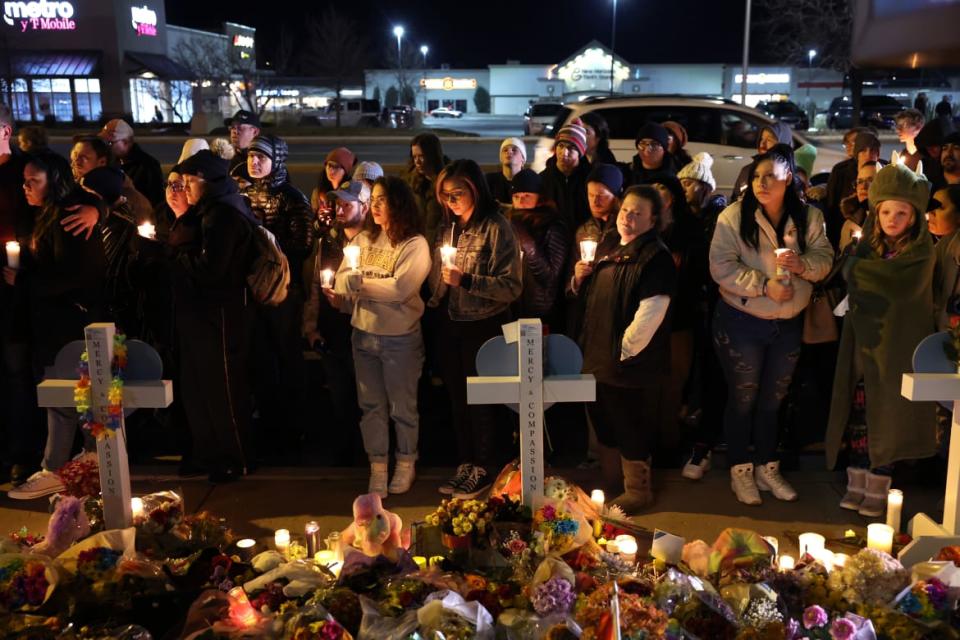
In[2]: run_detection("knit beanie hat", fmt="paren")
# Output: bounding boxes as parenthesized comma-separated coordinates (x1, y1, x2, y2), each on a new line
(500, 137, 527, 163)
(662, 121, 688, 149)
(854, 132, 881, 158)
(555, 119, 587, 156)
(794, 143, 817, 177)
(210, 138, 235, 160)
(249, 134, 278, 161)
(677, 152, 716, 191)
(178, 138, 209, 164)
(634, 122, 670, 149)
(586, 162, 624, 196)
(81, 166, 124, 204)
(868, 162, 931, 215)
(353, 161, 384, 182)
(511, 168, 542, 194)
(326, 147, 356, 173)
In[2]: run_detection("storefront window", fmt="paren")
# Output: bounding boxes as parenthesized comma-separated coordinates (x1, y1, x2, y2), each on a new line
(74, 78, 103, 123)
(30, 78, 74, 122)
(10, 79, 30, 121)
(130, 78, 193, 124)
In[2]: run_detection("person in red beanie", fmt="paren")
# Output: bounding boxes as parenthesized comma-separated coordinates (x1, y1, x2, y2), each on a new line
(311, 147, 356, 224)
(539, 118, 592, 228)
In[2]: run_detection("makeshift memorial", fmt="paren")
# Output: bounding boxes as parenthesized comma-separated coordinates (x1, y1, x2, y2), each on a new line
(341, 494, 407, 560)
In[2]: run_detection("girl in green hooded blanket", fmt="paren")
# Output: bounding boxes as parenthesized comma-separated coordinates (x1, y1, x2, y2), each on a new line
(826, 162, 937, 518)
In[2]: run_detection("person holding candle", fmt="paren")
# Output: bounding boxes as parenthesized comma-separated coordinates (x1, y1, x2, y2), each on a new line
(310, 146, 355, 227)
(573, 185, 677, 512)
(334, 176, 430, 497)
(710, 144, 833, 506)
(427, 159, 522, 498)
(826, 162, 937, 517)
(838, 162, 879, 252)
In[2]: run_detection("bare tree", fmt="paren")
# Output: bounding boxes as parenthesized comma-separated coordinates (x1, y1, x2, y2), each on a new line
(141, 79, 192, 123)
(382, 39, 422, 109)
(173, 37, 275, 116)
(302, 7, 368, 127)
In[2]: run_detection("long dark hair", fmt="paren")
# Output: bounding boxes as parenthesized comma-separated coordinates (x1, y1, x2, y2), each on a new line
(408, 133, 445, 176)
(369, 176, 423, 246)
(738, 144, 809, 252)
(28, 151, 78, 246)
(435, 159, 499, 222)
(581, 111, 612, 158)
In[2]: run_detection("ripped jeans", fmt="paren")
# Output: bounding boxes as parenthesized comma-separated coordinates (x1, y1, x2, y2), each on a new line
(713, 301, 802, 467)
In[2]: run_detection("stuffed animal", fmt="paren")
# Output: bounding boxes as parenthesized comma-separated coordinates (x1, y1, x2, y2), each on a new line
(340, 493, 407, 560)
(31, 495, 91, 558)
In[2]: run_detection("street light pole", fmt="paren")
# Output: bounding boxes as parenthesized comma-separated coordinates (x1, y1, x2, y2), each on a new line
(807, 49, 817, 98)
(393, 25, 405, 104)
(421, 45, 429, 114)
(610, 0, 618, 96)
(740, 0, 751, 105)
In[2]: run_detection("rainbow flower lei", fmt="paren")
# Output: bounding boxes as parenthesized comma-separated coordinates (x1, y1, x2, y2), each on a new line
(74, 334, 127, 440)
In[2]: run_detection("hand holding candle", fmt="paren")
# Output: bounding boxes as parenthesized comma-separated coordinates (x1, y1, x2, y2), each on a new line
(137, 222, 156, 240)
(440, 244, 457, 268)
(580, 239, 598, 263)
(5, 241, 20, 269)
(320, 269, 334, 289)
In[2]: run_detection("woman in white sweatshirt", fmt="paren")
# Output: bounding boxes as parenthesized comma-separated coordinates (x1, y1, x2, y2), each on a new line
(334, 176, 431, 497)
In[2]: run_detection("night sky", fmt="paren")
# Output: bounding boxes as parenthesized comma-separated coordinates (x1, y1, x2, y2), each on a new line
(165, 0, 746, 69)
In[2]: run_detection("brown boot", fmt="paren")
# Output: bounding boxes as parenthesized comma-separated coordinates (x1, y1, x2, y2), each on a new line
(612, 457, 653, 514)
(596, 443, 623, 495)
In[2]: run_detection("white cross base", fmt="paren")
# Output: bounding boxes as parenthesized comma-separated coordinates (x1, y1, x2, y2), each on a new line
(899, 373, 960, 566)
(467, 319, 595, 507)
(36, 323, 172, 530)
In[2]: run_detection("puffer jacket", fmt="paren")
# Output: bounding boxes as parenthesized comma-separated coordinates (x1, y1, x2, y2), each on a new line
(427, 207, 522, 321)
(729, 121, 794, 202)
(242, 139, 315, 285)
(539, 156, 592, 230)
(508, 204, 570, 320)
(709, 200, 833, 320)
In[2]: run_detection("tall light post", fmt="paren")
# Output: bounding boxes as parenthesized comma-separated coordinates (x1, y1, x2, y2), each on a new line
(420, 45, 429, 113)
(740, 0, 752, 105)
(393, 25, 405, 104)
(806, 49, 817, 98)
(609, 0, 618, 96)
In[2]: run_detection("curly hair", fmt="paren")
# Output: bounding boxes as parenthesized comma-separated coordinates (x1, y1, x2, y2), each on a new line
(369, 176, 424, 245)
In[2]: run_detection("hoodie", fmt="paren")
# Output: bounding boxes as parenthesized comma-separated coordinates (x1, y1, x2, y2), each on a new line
(729, 121, 794, 203)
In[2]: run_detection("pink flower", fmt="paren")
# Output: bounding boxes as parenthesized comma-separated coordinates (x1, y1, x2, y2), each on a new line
(541, 504, 556, 520)
(830, 618, 857, 640)
(803, 605, 828, 629)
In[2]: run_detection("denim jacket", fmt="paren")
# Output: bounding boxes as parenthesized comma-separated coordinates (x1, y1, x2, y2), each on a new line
(427, 209, 522, 321)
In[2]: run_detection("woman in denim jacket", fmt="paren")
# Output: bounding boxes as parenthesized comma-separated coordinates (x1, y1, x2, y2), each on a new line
(427, 159, 522, 498)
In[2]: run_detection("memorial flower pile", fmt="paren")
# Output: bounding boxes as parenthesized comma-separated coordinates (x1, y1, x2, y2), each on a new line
(0, 556, 51, 612)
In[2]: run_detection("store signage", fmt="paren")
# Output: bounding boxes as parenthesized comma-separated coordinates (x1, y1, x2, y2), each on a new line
(3, 0, 76, 31)
(131, 5, 156, 37)
(734, 73, 791, 85)
(233, 34, 254, 48)
(420, 77, 477, 91)
(556, 48, 629, 86)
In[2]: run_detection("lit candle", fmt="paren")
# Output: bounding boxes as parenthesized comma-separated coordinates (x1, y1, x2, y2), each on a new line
(774, 247, 792, 279)
(886, 489, 903, 533)
(5, 241, 20, 269)
(137, 222, 156, 240)
(343, 245, 361, 270)
(315, 549, 336, 565)
(579, 239, 598, 263)
(813, 548, 835, 572)
(852, 229, 862, 244)
(440, 245, 457, 268)
(305, 521, 320, 558)
(274, 528, 290, 554)
(606, 539, 620, 554)
(867, 523, 894, 554)
(618, 537, 638, 564)
(778, 555, 796, 571)
(321, 268, 334, 289)
(762, 536, 779, 557)
(413, 556, 427, 570)
(131, 497, 144, 521)
(236, 538, 256, 560)
(798, 532, 825, 558)
(590, 489, 605, 511)
(228, 586, 258, 627)
(833, 553, 849, 569)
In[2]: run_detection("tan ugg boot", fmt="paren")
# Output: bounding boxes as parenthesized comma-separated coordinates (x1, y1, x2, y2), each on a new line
(839, 467, 867, 510)
(858, 472, 891, 518)
(611, 457, 653, 514)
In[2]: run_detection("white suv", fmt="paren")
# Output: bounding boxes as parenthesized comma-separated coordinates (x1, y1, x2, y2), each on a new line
(532, 96, 846, 195)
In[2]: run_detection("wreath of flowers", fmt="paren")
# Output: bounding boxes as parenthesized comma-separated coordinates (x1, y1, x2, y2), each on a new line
(74, 334, 127, 439)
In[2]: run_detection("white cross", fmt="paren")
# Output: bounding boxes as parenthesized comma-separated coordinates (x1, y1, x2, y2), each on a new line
(467, 318, 595, 506)
(899, 371, 960, 566)
(36, 323, 173, 530)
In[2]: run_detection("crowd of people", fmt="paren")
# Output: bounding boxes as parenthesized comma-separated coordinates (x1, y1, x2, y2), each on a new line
(1, 102, 959, 516)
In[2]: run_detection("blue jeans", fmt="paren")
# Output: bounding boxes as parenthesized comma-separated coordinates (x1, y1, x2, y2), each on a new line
(352, 328, 424, 463)
(713, 301, 802, 466)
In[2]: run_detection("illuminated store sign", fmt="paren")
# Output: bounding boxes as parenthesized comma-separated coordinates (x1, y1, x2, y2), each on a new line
(3, 0, 76, 31)
(233, 34, 253, 48)
(734, 73, 791, 85)
(420, 77, 477, 91)
(556, 48, 630, 85)
(131, 5, 156, 37)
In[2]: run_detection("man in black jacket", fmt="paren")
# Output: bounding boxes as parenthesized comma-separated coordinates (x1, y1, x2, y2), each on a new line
(540, 119, 592, 229)
(227, 109, 260, 188)
(98, 119, 164, 206)
(165, 150, 257, 482)
(824, 132, 881, 247)
(243, 134, 314, 443)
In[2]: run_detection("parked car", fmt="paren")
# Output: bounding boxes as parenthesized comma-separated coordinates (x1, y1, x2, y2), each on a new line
(524, 102, 564, 135)
(388, 105, 415, 129)
(532, 95, 847, 195)
(756, 100, 809, 131)
(300, 99, 381, 127)
(827, 94, 903, 130)
(429, 106, 463, 118)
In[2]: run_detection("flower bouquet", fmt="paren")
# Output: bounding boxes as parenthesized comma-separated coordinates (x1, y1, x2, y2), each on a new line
(575, 581, 670, 640)
(531, 499, 590, 558)
(425, 498, 495, 550)
(135, 490, 184, 535)
(893, 577, 954, 625)
(56, 457, 100, 498)
(0, 553, 57, 612)
(827, 548, 910, 606)
(416, 590, 495, 640)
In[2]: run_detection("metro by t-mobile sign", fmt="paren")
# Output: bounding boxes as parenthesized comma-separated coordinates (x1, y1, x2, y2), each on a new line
(131, 5, 156, 37)
(2, 0, 76, 31)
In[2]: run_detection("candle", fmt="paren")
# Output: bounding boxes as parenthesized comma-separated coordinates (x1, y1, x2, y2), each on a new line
(606, 539, 620, 554)
(778, 555, 796, 571)
(867, 523, 894, 554)
(228, 586, 258, 626)
(315, 549, 336, 565)
(886, 489, 903, 533)
(618, 537, 638, 564)
(852, 229, 862, 244)
(833, 553, 849, 569)
(580, 239, 598, 263)
(798, 532, 825, 558)
(813, 548, 835, 572)
(762, 536, 779, 557)
(590, 489, 605, 511)
(774, 247, 792, 279)
(321, 268, 334, 289)
(413, 556, 427, 570)
(236, 538, 256, 560)
(305, 521, 320, 557)
(137, 222, 156, 240)
(131, 497, 144, 521)
(440, 244, 457, 268)
(343, 245, 361, 270)
(274, 528, 290, 554)
(5, 241, 20, 269)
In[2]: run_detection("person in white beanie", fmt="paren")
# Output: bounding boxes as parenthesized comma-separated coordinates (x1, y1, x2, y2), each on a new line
(178, 138, 209, 164)
(209, 137, 236, 161)
(485, 137, 527, 206)
(678, 152, 726, 241)
(353, 161, 384, 190)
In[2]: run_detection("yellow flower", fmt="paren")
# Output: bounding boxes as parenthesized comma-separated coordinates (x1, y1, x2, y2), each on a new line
(462, 522, 473, 533)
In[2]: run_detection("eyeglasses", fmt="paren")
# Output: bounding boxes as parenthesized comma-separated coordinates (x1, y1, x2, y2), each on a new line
(637, 141, 663, 151)
(440, 190, 467, 203)
(165, 181, 185, 192)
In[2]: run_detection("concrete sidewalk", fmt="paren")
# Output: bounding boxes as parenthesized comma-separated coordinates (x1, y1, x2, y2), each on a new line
(0, 465, 943, 559)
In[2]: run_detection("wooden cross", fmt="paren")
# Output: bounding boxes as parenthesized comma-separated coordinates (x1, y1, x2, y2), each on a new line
(467, 318, 595, 506)
(36, 323, 172, 530)
(899, 371, 960, 565)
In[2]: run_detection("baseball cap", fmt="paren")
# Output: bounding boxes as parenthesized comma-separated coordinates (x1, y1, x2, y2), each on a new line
(98, 119, 134, 142)
(329, 180, 370, 204)
(226, 109, 261, 128)
(174, 149, 229, 181)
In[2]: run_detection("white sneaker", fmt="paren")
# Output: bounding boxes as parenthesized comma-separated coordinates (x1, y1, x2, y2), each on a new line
(682, 452, 711, 480)
(388, 460, 416, 494)
(730, 463, 762, 506)
(755, 461, 798, 502)
(8, 470, 65, 500)
(368, 462, 388, 498)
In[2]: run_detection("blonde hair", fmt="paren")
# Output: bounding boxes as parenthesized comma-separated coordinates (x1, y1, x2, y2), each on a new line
(869, 200, 918, 257)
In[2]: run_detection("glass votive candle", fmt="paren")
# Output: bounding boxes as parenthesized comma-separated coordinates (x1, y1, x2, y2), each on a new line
(798, 532, 825, 558)
(321, 268, 334, 289)
(590, 489, 605, 511)
(343, 245, 361, 270)
(618, 537, 638, 563)
(305, 521, 321, 557)
(274, 528, 291, 553)
(778, 555, 796, 571)
(5, 241, 20, 269)
(440, 245, 457, 267)
(867, 523, 894, 554)
(236, 538, 256, 561)
(886, 489, 903, 533)
(580, 239, 598, 263)
(131, 497, 144, 521)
